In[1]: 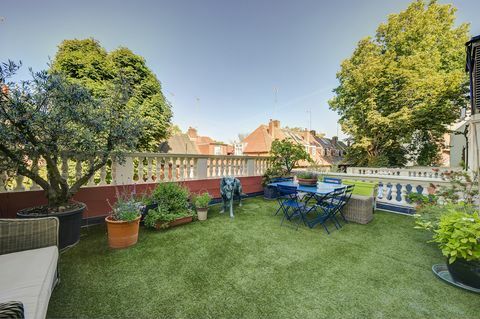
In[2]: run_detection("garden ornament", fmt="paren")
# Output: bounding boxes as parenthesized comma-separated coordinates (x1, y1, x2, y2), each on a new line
(220, 177, 243, 218)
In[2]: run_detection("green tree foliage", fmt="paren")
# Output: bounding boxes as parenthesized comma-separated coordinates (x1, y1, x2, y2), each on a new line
(329, 0, 469, 167)
(270, 139, 311, 173)
(0, 61, 143, 207)
(51, 38, 172, 151)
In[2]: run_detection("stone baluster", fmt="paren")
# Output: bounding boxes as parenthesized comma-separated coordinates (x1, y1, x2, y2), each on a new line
(137, 156, 144, 183)
(87, 158, 96, 186)
(110, 158, 117, 185)
(99, 164, 107, 186)
(146, 157, 153, 183)
(170, 157, 177, 182)
(179, 157, 185, 180)
(75, 158, 82, 182)
(14, 174, 25, 191)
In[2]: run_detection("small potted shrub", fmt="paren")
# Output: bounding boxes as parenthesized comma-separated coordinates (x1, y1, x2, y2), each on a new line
(144, 182, 194, 229)
(105, 196, 142, 249)
(296, 171, 318, 186)
(433, 206, 480, 288)
(194, 192, 212, 221)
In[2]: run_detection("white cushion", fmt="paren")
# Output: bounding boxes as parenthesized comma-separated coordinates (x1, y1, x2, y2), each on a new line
(0, 246, 58, 319)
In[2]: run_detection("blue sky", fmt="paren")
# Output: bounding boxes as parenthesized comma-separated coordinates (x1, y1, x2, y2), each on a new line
(1, 0, 480, 143)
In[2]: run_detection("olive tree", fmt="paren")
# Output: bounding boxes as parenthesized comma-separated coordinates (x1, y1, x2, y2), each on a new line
(270, 139, 312, 173)
(0, 61, 145, 208)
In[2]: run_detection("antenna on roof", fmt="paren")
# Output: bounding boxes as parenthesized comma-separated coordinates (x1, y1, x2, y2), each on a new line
(273, 87, 278, 118)
(306, 108, 312, 131)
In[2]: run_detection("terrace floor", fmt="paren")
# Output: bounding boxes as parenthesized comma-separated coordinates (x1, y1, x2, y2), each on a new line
(47, 197, 477, 318)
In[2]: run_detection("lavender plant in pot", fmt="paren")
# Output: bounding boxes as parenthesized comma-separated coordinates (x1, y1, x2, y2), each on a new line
(0, 61, 144, 249)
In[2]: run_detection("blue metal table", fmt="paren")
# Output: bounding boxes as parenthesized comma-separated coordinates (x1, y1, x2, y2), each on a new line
(268, 181, 345, 195)
(268, 181, 347, 230)
(268, 180, 346, 207)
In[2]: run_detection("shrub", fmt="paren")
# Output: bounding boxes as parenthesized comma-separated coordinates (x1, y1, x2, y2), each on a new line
(194, 192, 212, 209)
(144, 204, 193, 229)
(433, 207, 480, 263)
(149, 182, 191, 215)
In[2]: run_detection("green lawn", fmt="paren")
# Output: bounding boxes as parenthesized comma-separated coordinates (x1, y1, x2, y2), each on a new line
(47, 197, 477, 319)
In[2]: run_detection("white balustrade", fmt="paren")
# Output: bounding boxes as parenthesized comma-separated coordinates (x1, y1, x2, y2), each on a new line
(346, 166, 462, 180)
(318, 171, 453, 214)
(0, 153, 268, 193)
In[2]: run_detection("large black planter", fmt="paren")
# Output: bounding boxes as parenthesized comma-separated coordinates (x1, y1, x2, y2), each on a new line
(447, 258, 480, 289)
(17, 203, 85, 250)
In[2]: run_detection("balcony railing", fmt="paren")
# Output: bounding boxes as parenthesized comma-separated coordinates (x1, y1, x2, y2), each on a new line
(0, 153, 270, 193)
(322, 171, 452, 214)
(346, 166, 462, 180)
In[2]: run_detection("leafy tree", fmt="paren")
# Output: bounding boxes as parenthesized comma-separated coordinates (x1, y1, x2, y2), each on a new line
(51, 38, 172, 151)
(0, 61, 143, 208)
(270, 139, 311, 173)
(329, 0, 469, 167)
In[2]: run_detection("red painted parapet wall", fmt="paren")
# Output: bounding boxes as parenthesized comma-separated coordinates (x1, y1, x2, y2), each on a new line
(0, 176, 263, 219)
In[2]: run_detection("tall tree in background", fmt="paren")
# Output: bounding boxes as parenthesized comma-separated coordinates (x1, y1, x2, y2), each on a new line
(51, 38, 172, 151)
(329, 0, 469, 167)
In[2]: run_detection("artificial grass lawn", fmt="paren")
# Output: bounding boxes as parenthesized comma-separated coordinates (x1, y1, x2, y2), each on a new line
(47, 197, 477, 319)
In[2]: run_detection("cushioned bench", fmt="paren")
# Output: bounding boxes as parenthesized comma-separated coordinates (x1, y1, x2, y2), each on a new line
(0, 217, 59, 319)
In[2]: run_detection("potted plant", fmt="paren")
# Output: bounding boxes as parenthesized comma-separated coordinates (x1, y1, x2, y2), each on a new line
(412, 171, 480, 288)
(143, 182, 194, 229)
(262, 139, 312, 199)
(0, 61, 144, 249)
(144, 204, 194, 229)
(433, 206, 480, 288)
(105, 195, 142, 249)
(262, 165, 286, 199)
(194, 192, 212, 221)
(296, 171, 318, 186)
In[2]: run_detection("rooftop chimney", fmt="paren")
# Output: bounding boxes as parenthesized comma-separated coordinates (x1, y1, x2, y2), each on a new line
(304, 128, 310, 143)
(332, 136, 338, 145)
(268, 119, 280, 139)
(187, 127, 198, 139)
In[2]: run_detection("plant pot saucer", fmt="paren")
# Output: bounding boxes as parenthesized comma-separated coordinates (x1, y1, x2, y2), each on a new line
(432, 264, 480, 294)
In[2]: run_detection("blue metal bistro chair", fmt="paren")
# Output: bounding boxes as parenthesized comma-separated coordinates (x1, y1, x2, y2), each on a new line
(276, 184, 305, 229)
(301, 188, 345, 234)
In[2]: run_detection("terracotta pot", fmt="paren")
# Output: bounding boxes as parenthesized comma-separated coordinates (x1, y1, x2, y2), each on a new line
(297, 177, 318, 186)
(197, 208, 208, 221)
(105, 215, 141, 249)
(156, 216, 193, 229)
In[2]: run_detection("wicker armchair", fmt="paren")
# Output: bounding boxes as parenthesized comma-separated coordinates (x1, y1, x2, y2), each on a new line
(0, 217, 59, 255)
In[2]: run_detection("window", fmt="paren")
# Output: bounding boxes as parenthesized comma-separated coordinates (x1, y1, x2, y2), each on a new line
(234, 143, 243, 155)
(214, 146, 222, 155)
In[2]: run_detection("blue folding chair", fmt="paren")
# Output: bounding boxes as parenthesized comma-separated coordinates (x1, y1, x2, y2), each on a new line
(276, 184, 305, 229)
(301, 188, 345, 234)
(323, 177, 342, 185)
